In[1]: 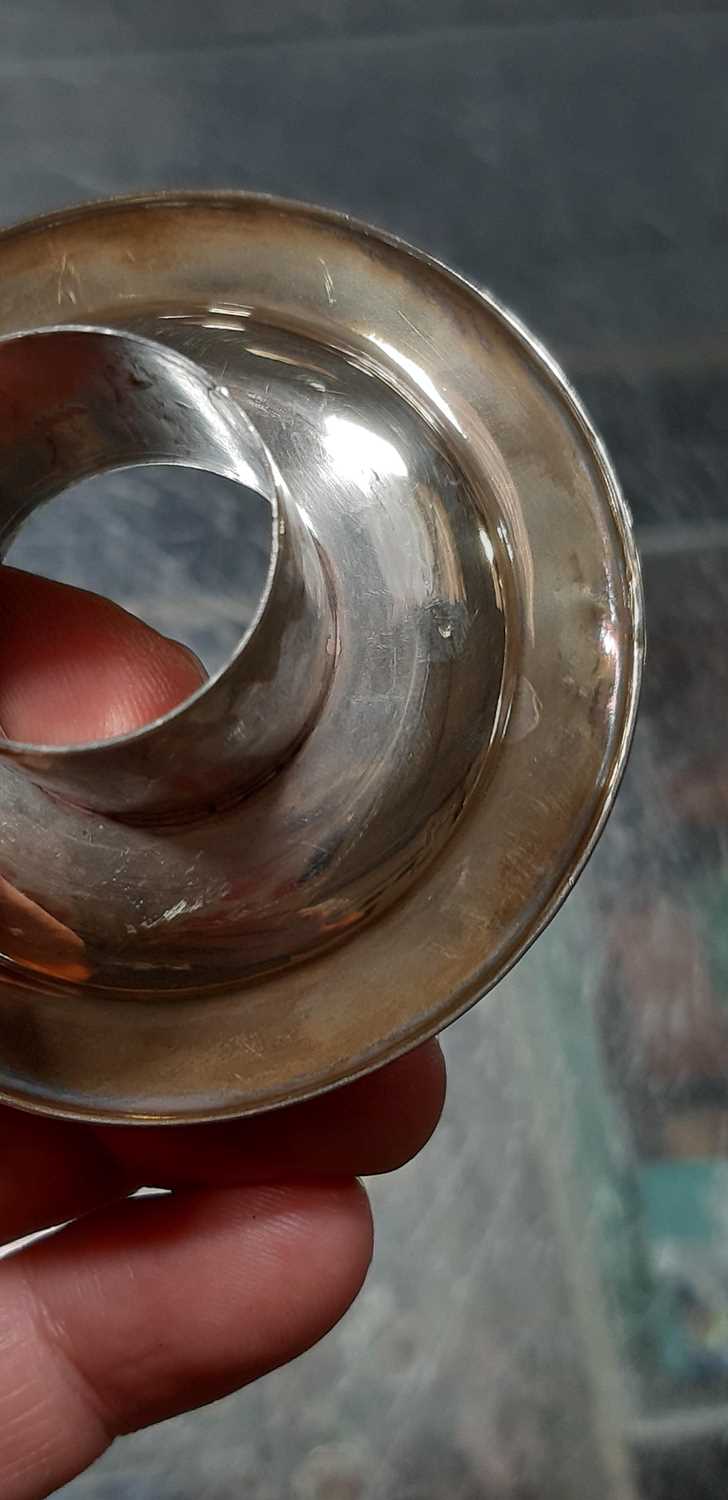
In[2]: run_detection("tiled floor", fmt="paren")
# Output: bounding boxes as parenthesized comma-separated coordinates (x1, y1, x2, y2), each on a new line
(2, 1, 728, 1495)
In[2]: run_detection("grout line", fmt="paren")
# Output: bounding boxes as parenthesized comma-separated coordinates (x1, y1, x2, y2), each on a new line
(1, 8, 727, 80)
(636, 521, 728, 557)
(559, 332, 728, 379)
(629, 1403, 728, 1447)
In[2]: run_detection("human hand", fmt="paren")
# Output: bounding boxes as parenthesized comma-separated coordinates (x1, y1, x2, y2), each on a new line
(0, 567, 445, 1500)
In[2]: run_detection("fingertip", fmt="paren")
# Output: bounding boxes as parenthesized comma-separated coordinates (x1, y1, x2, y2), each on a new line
(0, 567, 205, 743)
(385, 1040, 447, 1169)
(246, 1178, 374, 1326)
(335, 1040, 447, 1175)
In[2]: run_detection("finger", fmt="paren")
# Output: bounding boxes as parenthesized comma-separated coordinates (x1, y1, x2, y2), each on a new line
(0, 1110, 136, 1246)
(0, 563, 204, 1242)
(100, 1039, 447, 1187)
(0, 565, 204, 743)
(0, 1041, 444, 1243)
(0, 1181, 371, 1500)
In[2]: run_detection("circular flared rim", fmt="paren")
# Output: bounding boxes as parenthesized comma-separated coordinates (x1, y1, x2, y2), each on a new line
(0, 192, 644, 1123)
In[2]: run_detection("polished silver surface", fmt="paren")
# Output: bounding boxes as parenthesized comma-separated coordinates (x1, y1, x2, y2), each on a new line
(0, 322, 506, 978)
(0, 194, 643, 1123)
(0, 326, 334, 818)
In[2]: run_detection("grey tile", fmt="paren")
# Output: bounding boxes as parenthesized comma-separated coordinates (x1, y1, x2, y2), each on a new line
(2, 14, 727, 528)
(569, 361, 728, 527)
(4, 1, 728, 64)
(1, 14, 724, 267)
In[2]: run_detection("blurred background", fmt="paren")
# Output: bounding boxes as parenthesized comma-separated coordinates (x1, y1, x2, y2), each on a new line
(4, 1, 728, 1495)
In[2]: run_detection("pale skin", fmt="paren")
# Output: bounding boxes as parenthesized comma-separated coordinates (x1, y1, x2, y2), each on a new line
(0, 567, 446, 1500)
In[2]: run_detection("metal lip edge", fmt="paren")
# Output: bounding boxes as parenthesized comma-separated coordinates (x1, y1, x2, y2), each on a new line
(0, 320, 283, 761)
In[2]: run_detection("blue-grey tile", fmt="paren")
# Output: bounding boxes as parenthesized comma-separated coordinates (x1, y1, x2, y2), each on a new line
(4, 1, 728, 63)
(1, 16, 725, 269)
(2, 15, 727, 525)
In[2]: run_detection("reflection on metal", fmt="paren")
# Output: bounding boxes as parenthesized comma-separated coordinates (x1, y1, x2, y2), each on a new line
(0, 326, 334, 819)
(0, 193, 642, 1123)
(322, 414, 409, 488)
